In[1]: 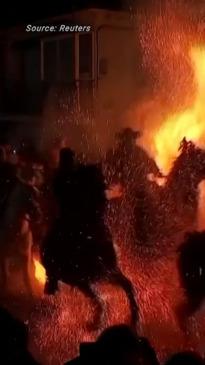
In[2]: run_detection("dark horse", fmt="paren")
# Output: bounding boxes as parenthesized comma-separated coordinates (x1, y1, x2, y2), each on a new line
(163, 140, 205, 236)
(133, 139, 205, 256)
(42, 162, 138, 330)
(104, 127, 162, 248)
(178, 231, 205, 318)
(177, 231, 205, 344)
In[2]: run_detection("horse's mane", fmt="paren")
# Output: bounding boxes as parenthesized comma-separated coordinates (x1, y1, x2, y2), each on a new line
(167, 141, 202, 185)
(168, 152, 187, 181)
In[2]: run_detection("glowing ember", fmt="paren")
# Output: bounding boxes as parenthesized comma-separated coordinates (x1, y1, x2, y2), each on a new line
(34, 258, 46, 286)
(153, 46, 205, 174)
(105, 184, 123, 199)
(147, 173, 167, 187)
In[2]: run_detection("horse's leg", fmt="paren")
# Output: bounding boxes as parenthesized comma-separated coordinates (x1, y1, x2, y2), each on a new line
(77, 282, 105, 331)
(109, 269, 139, 329)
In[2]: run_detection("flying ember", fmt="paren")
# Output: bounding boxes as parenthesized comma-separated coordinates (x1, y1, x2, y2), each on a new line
(153, 46, 205, 174)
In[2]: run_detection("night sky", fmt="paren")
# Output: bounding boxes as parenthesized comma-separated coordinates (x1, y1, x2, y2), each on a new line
(0, 0, 130, 28)
(0, 1, 196, 29)
(0, 0, 164, 29)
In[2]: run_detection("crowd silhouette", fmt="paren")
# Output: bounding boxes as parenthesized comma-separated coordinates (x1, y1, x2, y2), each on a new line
(0, 128, 205, 364)
(0, 306, 39, 364)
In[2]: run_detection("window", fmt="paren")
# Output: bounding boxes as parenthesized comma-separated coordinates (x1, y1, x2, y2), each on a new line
(79, 33, 93, 79)
(3, 40, 41, 114)
(58, 38, 75, 82)
(43, 37, 75, 83)
(22, 40, 41, 83)
(12, 40, 41, 83)
(43, 41, 58, 82)
(42, 34, 93, 82)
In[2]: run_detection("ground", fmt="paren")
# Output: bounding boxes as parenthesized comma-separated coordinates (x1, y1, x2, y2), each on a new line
(1, 248, 204, 365)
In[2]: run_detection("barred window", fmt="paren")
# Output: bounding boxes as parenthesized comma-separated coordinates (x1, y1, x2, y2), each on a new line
(79, 33, 93, 79)
(58, 37, 75, 82)
(43, 37, 75, 82)
(43, 40, 58, 82)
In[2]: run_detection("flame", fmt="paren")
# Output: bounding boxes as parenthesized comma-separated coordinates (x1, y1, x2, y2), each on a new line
(34, 258, 46, 286)
(153, 46, 205, 174)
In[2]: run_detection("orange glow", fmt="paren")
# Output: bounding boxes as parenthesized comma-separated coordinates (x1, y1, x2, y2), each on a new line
(106, 184, 123, 199)
(147, 173, 167, 187)
(153, 46, 205, 174)
(34, 258, 46, 286)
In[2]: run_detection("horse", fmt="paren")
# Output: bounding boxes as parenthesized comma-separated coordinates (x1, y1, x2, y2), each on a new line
(133, 140, 205, 257)
(176, 231, 205, 345)
(164, 140, 205, 230)
(0, 167, 42, 296)
(104, 128, 162, 250)
(42, 162, 139, 330)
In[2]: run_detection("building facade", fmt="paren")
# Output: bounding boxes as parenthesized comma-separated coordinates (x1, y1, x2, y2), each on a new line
(0, 9, 138, 142)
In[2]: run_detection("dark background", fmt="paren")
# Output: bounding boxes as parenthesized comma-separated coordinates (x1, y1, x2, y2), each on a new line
(2, 0, 186, 29)
(0, 1, 195, 29)
(0, 0, 130, 28)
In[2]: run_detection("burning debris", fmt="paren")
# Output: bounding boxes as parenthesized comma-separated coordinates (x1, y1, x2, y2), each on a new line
(153, 47, 205, 175)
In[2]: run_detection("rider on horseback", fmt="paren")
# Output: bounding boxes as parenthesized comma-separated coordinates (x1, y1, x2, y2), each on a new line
(105, 127, 162, 188)
(43, 150, 139, 330)
(179, 137, 195, 153)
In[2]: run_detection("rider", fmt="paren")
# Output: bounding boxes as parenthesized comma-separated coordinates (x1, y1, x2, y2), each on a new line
(105, 127, 162, 189)
(179, 137, 195, 153)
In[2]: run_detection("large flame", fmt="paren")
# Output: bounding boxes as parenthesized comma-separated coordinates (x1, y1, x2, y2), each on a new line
(153, 46, 205, 174)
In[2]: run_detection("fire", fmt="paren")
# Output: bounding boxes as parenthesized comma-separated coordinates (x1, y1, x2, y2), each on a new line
(34, 258, 46, 286)
(153, 46, 205, 174)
